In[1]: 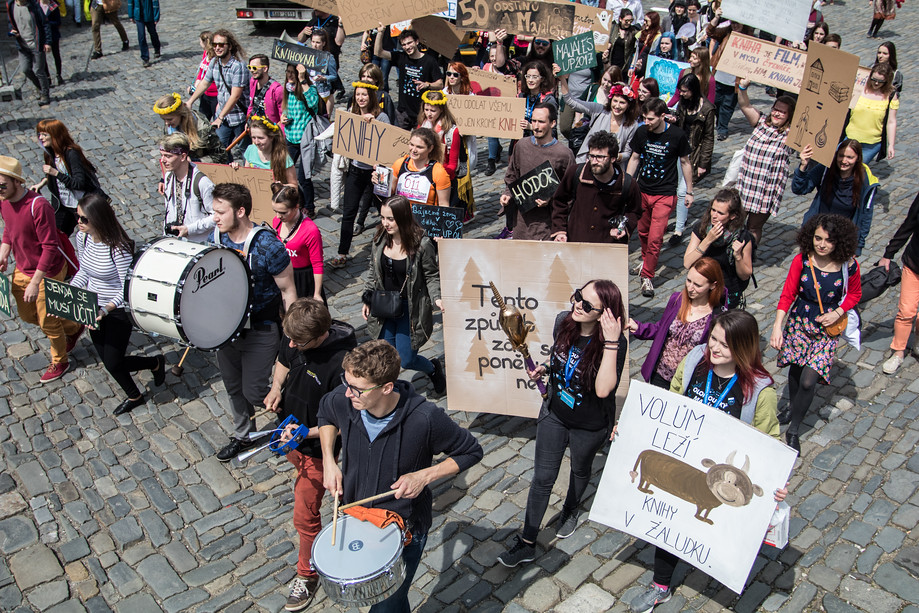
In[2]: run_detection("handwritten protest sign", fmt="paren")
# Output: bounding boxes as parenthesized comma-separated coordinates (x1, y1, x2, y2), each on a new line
(412, 15, 464, 59)
(717, 33, 806, 92)
(456, 0, 574, 39)
(433, 0, 456, 18)
(271, 39, 330, 73)
(590, 381, 797, 593)
(332, 110, 412, 168)
(43, 279, 98, 326)
(722, 0, 810, 42)
(0, 274, 11, 318)
(439, 240, 628, 417)
(447, 95, 524, 139)
(508, 161, 560, 213)
(647, 55, 690, 102)
(468, 67, 518, 97)
(413, 204, 464, 238)
(196, 163, 274, 225)
(789, 42, 859, 166)
(849, 66, 872, 110)
(336, 0, 448, 35)
(554, 32, 597, 75)
(285, 0, 339, 14)
(573, 4, 613, 51)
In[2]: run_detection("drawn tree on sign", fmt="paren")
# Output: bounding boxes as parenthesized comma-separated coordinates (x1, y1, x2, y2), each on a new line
(458, 257, 486, 310)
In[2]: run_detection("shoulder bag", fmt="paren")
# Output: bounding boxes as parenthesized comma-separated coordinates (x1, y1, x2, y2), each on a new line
(808, 256, 847, 337)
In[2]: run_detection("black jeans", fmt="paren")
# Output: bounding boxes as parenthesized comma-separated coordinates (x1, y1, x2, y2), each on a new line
(652, 547, 679, 587)
(339, 165, 375, 255)
(522, 410, 610, 541)
(88, 309, 159, 399)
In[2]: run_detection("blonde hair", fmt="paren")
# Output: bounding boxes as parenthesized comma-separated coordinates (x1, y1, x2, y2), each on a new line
(154, 94, 201, 150)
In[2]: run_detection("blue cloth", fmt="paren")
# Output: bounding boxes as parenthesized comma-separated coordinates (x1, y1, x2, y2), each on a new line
(216, 229, 290, 321)
(361, 409, 395, 443)
(126, 0, 158, 22)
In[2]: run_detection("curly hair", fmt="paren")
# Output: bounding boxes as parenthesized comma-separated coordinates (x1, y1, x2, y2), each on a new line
(796, 214, 858, 263)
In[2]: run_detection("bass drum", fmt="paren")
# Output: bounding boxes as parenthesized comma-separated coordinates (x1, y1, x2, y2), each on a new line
(125, 237, 252, 350)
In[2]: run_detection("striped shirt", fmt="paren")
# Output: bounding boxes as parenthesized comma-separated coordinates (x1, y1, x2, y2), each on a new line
(70, 232, 133, 309)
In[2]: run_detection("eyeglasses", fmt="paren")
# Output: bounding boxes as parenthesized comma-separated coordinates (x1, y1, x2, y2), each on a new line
(572, 288, 603, 313)
(290, 337, 314, 348)
(77, 214, 89, 224)
(340, 373, 385, 398)
(213, 41, 228, 47)
(588, 153, 610, 161)
(445, 71, 460, 77)
(247, 64, 263, 71)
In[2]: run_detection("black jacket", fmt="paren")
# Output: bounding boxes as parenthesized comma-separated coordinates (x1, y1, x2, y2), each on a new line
(278, 321, 357, 457)
(46, 149, 103, 209)
(6, 0, 52, 49)
(884, 190, 919, 275)
(317, 380, 483, 536)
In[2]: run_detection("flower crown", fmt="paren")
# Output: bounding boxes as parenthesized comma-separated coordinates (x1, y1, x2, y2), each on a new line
(609, 84, 636, 100)
(353, 80, 379, 91)
(250, 115, 280, 132)
(421, 91, 447, 106)
(154, 93, 182, 115)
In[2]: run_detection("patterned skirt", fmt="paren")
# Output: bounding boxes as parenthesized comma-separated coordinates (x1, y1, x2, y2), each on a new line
(777, 312, 839, 383)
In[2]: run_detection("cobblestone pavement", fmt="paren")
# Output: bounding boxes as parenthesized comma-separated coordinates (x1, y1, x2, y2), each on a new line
(1, 1, 919, 611)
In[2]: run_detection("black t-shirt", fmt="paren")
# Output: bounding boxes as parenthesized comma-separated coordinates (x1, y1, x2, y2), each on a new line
(394, 51, 443, 115)
(630, 123, 691, 195)
(684, 364, 743, 419)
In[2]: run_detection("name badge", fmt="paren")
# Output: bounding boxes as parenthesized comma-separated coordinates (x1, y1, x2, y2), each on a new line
(558, 389, 576, 409)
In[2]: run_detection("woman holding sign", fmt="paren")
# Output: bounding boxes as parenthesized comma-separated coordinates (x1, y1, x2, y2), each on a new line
(630, 310, 782, 613)
(280, 64, 321, 217)
(443, 62, 479, 180)
(498, 280, 628, 568)
(376, 128, 451, 208)
(237, 115, 298, 189)
(70, 194, 166, 416)
(417, 91, 474, 218)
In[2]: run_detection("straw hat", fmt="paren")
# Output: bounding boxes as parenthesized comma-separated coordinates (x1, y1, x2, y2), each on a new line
(0, 156, 25, 184)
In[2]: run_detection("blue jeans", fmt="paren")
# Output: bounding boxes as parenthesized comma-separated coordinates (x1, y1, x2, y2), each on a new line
(369, 532, 427, 613)
(861, 140, 883, 164)
(135, 20, 160, 61)
(216, 121, 247, 163)
(380, 302, 434, 375)
(714, 81, 738, 137)
(488, 137, 504, 161)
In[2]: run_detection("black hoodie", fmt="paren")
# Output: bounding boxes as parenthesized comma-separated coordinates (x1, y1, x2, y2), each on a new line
(317, 380, 483, 536)
(278, 321, 357, 457)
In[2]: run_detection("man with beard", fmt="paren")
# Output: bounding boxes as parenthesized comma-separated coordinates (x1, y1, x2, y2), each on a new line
(158, 133, 215, 243)
(500, 104, 574, 241)
(210, 183, 297, 462)
(551, 130, 641, 245)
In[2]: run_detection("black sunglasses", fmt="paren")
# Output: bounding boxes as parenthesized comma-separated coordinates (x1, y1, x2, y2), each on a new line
(572, 288, 602, 313)
(445, 71, 460, 77)
(77, 214, 90, 224)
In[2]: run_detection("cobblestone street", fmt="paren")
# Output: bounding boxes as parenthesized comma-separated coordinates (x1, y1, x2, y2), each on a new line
(1, 1, 919, 611)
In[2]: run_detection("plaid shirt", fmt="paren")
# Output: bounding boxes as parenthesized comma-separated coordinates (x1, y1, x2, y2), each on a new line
(736, 116, 791, 216)
(205, 56, 250, 128)
(282, 86, 320, 145)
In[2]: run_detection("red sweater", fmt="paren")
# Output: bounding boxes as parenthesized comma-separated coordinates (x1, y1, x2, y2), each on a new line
(1, 191, 65, 277)
(777, 253, 862, 313)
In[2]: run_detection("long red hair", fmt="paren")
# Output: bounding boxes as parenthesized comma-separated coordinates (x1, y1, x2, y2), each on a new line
(677, 257, 724, 322)
(446, 62, 472, 95)
(36, 119, 96, 175)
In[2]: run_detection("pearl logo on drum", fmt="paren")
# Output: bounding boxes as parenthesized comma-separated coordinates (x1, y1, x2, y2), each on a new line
(348, 540, 364, 552)
(191, 257, 227, 293)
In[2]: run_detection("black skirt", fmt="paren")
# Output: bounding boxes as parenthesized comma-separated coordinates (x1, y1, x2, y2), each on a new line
(293, 265, 327, 303)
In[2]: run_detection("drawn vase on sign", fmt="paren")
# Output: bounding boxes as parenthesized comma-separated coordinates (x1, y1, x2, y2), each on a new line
(814, 119, 828, 148)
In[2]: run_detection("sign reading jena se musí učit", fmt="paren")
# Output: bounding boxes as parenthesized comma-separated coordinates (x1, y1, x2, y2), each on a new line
(43, 278, 99, 327)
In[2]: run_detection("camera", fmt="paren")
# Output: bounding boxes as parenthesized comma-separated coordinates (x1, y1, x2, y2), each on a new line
(165, 224, 181, 236)
(608, 215, 629, 235)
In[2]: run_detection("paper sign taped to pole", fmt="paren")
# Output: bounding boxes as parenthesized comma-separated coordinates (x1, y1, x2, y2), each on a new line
(332, 110, 413, 167)
(439, 239, 629, 418)
(447, 95, 524, 139)
(589, 381, 797, 593)
(721, 0, 811, 42)
(196, 163, 275, 225)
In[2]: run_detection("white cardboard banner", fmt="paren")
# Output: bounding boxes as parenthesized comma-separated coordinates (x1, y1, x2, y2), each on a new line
(721, 0, 811, 43)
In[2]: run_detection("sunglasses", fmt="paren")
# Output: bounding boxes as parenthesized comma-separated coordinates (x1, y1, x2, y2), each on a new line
(0, 182, 9, 191)
(247, 64, 263, 71)
(572, 288, 603, 313)
(534, 39, 550, 46)
(77, 214, 89, 224)
(340, 373, 384, 398)
(213, 41, 228, 47)
(445, 71, 460, 77)
(870, 77, 886, 84)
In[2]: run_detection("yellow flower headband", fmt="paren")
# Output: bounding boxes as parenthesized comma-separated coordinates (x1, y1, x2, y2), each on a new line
(421, 91, 447, 106)
(352, 81, 379, 91)
(250, 115, 280, 132)
(154, 93, 182, 115)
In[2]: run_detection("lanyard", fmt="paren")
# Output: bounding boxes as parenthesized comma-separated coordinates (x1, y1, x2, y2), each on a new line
(564, 340, 590, 389)
(525, 94, 539, 120)
(703, 370, 737, 409)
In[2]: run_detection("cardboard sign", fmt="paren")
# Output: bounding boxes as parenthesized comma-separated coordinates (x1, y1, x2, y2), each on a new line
(647, 55, 690, 103)
(721, 0, 811, 43)
(508, 161, 560, 213)
(717, 33, 806, 93)
(554, 32, 598, 76)
(196, 163, 275, 225)
(447, 95, 524, 139)
(43, 279, 98, 326)
(336, 0, 448, 35)
(412, 204, 464, 238)
(285, 0, 339, 15)
(468, 67, 518, 98)
(849, 66, 872, 110)
(439, 239, 629, 418)
(573, 4, 614, 52)
(0, 274, 12, 319)
(432, 0, 456, 19)
(589, 381, 797, 593)
(789, 42, 860, 166)
(332, 111, 412, 167)
(412, 15, 464, 59)
(455, 0, 575, 39)
(271, 39, 330, 73)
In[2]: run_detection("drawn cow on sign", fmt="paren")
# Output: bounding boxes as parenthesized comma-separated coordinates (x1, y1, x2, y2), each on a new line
(629, 449, 764, 524)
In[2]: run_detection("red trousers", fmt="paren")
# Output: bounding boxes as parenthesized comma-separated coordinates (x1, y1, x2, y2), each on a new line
(637, 193, 677, 279)
(287, 449, 326, 577)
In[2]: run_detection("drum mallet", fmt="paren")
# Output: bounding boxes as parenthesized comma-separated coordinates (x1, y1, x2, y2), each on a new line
(338, 490, 399, 512)
(171, 346, 191, 376)
(249, 408, 274, 422)
(226, 127, 250, 153)
(331, 492, 340, 546)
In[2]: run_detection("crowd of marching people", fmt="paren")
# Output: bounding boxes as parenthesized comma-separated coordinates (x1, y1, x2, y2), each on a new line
(1, 0, 914, 610)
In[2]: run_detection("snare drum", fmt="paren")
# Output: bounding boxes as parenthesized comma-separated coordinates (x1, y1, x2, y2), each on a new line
(125, 237, 252, 350)
(311, 515, 405, 607)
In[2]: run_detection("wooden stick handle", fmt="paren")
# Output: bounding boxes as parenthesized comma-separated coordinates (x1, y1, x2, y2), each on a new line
(176, 346, 191, 368)
(338, 490, 398, 512)
(225, 127, 250, 153)
(331, 492, 340, 546)
(249, 407, 274, 421)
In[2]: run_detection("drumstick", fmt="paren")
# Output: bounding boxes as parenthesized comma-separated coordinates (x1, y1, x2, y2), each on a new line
(170, 346, 191, 376)
(225, 127, 250, 153)
(249, 407, 274, 421)
(331, 491, 340, 546)
(338, 490, 398, 512)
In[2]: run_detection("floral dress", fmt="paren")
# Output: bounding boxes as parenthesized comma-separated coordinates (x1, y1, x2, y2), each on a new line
(736, 116, 791, 216)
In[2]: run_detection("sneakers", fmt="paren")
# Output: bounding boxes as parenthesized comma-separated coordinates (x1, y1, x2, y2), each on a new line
(40, 361, 70, 383)
(497, 535, 536, 568)
(484, 159, 497, 176)
(717, 132, 728, 141)
(668, 232, 684, 247)
(629, 260, 644, 276)
(216, 437, 257, 462)
(496, 227, 513, 240)
(630, 583, 672, 613)
(641, 277, 655, 298)
(154, 50, 161, 59)
(883, 353, 904, 375)
(555, 510, 579, 539)
(430, 358, 446, 394)
(121, 41, 130, 51)
(143, 59, 151, 67)
(285, 575, 318, 611)
(66, 325, 86, 353)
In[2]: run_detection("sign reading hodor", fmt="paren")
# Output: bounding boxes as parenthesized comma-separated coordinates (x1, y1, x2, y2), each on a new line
(446, 95, 524, 139)
(439, 239, 629, 418)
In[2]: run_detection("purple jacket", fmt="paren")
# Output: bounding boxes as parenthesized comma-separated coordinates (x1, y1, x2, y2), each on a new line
(247, 78, 284, 126)
(632, 291, 723, 382)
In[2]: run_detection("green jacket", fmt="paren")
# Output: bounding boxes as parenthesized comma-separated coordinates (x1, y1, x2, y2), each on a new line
(364, 233, 441, 350)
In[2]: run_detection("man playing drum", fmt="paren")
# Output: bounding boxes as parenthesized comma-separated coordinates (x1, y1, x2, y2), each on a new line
(318, 340, 483, 612)
(265, 298, 357, 611)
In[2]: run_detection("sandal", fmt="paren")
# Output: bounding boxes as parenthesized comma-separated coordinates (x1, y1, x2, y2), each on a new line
(327, 255, 350, 268)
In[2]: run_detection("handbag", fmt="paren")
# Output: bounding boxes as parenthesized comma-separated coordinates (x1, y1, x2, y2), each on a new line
(369, 262, 409, 319)
(101, 0, 121, 11)
(808, 257, 848, 337)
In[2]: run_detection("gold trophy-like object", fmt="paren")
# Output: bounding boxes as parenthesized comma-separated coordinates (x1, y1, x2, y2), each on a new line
(489, 282, 547, 397)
